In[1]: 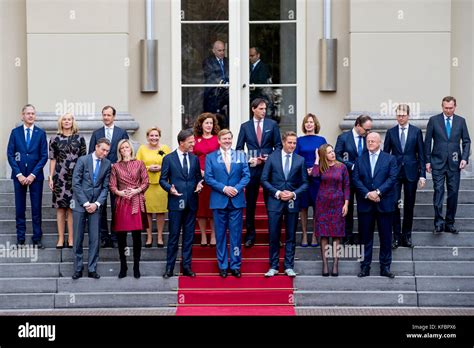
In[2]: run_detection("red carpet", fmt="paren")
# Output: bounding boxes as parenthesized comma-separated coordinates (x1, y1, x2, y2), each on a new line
(176, 190, 296, 316)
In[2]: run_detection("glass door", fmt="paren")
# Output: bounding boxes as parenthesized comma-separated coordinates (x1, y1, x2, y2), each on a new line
(171, 0, 304, 144)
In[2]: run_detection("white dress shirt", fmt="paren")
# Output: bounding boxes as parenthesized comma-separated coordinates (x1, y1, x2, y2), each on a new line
(84, 152, 102, 208)
(275, 150, 296, 200)
(176, 149, 189, 174)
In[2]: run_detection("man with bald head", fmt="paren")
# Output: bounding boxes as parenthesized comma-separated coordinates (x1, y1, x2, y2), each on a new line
(352, 132, 398, 278)
(203, 40, 229, 128)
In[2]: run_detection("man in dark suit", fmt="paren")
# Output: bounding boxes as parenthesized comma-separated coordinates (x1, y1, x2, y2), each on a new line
(71, 137, 112, 280)
(384, 104, 426, 249)
(160, 129, 203, 279)
(205, 129, 250, 278)
(236, 98, 282, 248)
(335, 114, 373, 245)
(7, 104, 48, 248)
(261, 131, 308, 277)
(249, 46, 272, 103)
(202, 40, 229, 129)
(89, 105, 129, 248)
(425, 96, 471, 234)
(352, 132, 398, 278)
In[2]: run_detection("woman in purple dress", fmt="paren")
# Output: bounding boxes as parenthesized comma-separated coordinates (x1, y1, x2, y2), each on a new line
(311, 144, 350, 277)
(295, 114, 327, 247)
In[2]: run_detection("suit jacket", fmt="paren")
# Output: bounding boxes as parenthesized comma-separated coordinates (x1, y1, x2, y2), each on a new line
(159, 151, 203, 211)
(88, 125, 129, 164)
(384, 124, 426, 181)
(250, 61, 271, 84)
(425, 113, 471, 171)
(236, 118, 282, 169)
(352, 151, 398, 213)
(335, 130, 367, 176)
(72, 154, 112, 213)
(205, 149, 250, 209)
(261, 150, 308, 212)
(203, 56, 229, 84)
(7, 125, 48, 180)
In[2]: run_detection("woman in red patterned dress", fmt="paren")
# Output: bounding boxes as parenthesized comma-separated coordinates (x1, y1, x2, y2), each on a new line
(193, 113, 220, 246)
(311, 144, 350, 277)
(109, 139, 149, 279)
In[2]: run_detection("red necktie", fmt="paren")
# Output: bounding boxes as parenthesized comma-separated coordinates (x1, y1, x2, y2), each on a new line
(256, 120, 262, 146)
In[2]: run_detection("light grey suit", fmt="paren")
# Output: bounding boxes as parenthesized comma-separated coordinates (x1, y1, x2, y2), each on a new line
(72, 154, 111, 273)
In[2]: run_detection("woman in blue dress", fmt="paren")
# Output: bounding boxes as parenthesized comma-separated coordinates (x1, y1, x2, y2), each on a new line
(295, 113, 327, 247)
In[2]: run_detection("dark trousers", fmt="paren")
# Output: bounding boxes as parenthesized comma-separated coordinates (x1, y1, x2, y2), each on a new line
(344, 184, 356, 238)
(244, 168, 268, 243)
(73, 210, 100, 273)
(268, 208, 298, 270)
(14, 178, 43, 242)
(166, 209, 196, 272)
(213, 202, 243, 270)
(393, 172, 418, 241)
(359, 211, 393, 270)
(100, 192, 117, 243)
(432, 166, 461, 228)
(117, 231, 142, 269)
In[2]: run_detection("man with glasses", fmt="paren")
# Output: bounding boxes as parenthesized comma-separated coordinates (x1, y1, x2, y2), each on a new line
(384, 104, 426, 249)
(335, 114, 373, 245)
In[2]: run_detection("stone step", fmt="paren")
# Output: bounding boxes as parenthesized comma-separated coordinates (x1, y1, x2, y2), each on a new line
(0, 278, 57, 293)
(294, 260, 415, 276)
(416, 190, 474, 204)
(412, 247, 474, 261)
(414, 261, 474, 276)
(53, 292, 177, 309)
(416, 276, 474, 292)
(0, 263, 60, 278)
(294, 275, 416, 291)
(423, 178, 474, 190)
(418, 292, 474, 307)
(57, 276, 177, 293)
(295, 290, 418, 306)
(0, 294, 55, 309)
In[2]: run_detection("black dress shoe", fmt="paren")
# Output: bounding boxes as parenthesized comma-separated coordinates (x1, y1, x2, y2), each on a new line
(32, 240, 44, 249)
(157, 242, 164, 248)
(244, 240, 254, 248)
(182, 269, 196, 277)
(162, 270, 173, 279)
(392, 239, 400, 250)
(231, 269, 241, 278)
(118, 266, 128, 279)
(380, 269, 395, 278)
(433, 225, 444, 234)
(100, 240, 109, 248)
(445, 225, 459, 234)
(133, 268, 141, 279)
(357, 268, 370, 277)
(401, 238, 413, 248)
(16, 240, 25, 247)
(219, 269, 227, 278)
(145, 242, 152, 248)
(72, 271, 82, 280)
(88, 271, 101, 279)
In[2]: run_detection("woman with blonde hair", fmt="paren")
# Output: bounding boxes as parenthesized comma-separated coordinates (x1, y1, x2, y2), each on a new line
(48, 113, 86, 248)
(311, 144, 350, 276)
(136, 127, 171, 248)
(109, 139, 149, 278)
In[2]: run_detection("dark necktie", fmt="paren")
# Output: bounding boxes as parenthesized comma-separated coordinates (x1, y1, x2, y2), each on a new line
(182, 153, 188, 177)
(357, 136, 363, 157)
(93, 159, 101, 183)
(400, 127, 406, 152)
(284, 154, 290, 179)
(218, 59, 225, 80)
(26, 128, 31, 148)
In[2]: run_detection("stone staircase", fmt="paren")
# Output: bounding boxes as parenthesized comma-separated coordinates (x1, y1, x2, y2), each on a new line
(0, 178, 472, 310)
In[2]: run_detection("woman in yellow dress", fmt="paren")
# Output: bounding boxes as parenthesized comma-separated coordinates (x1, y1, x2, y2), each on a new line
(136, 127, 171, 248)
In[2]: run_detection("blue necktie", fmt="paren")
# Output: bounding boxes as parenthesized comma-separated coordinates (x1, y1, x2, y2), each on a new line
(284, 154, 290, 179)
(357, 136, 363, 157)
(182, 153, 188, 178)
(446, 117, 451, 138)
(26, 128, 31, 148)
(93, 159, 101, 183)
(218, 59, 225, 80)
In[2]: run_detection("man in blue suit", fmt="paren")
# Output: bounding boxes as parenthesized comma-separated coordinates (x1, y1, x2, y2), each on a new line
(236, 98, 282, 248)
(7, 104, 48, 248)
(335, 114, 373, 245)
(205, 129, 250, 278)
(89, 105, 129, 248)
(353, 132, 398, 278)
(384, 104, 426, 249)
(160, 129, 203, 279)
(71, 138, 112, 280)
(261, 131, 308, 278)
(425, 96, 471, 234)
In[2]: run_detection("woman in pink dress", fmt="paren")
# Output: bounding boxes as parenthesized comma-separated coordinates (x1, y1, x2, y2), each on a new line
(109, 139, 149, 279)
(311, 144, 350, 277)
(193, 113, 220, 246)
